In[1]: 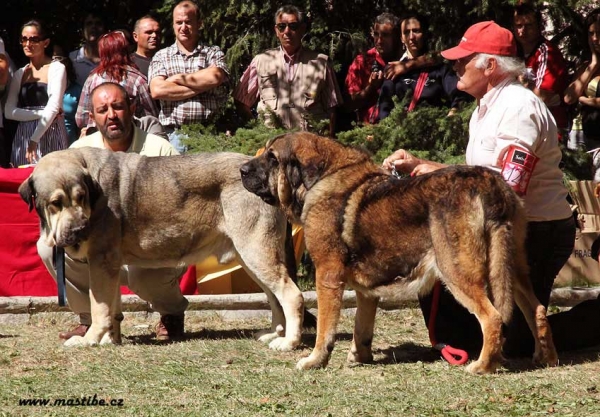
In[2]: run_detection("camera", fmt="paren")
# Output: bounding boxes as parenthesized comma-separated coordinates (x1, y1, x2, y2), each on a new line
(371, 60, 383, 73)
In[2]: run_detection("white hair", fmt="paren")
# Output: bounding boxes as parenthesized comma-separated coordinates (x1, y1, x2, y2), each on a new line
(474, 53, 526, 78)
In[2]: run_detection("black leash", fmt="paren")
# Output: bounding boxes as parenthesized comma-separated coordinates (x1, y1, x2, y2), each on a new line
(53, 246, 67, 306)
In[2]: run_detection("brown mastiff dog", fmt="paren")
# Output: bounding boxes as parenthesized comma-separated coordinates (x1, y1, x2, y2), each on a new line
(240, 132, 558, 374)
(19, 147, 305, 351)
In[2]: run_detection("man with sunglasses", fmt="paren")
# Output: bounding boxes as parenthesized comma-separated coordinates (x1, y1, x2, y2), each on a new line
(234, 5, 342, 137)
(149, 0, 229, 153)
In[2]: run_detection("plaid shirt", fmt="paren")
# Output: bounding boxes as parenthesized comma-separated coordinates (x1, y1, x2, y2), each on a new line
(149, 43, 230, 128)
(75, 65, 158, 129)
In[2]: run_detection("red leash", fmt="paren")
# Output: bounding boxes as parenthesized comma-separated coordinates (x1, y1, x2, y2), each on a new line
(427, 281, 469, 365)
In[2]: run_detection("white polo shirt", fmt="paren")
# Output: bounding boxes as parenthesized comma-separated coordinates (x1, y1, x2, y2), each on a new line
(70, 125, 179, 157)
(466, 77, 571, 222)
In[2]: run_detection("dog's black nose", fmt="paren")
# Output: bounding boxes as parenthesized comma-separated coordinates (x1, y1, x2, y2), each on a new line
(240, 164, 250, 177)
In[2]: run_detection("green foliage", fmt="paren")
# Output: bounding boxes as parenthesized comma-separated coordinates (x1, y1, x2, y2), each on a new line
(179, 119, 288, 156)
(337, 100, 474, 164)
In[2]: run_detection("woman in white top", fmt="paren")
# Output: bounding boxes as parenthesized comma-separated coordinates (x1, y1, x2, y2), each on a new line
(5, 19, 68, 166)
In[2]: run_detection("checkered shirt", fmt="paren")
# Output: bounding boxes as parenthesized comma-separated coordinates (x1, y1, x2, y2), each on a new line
(149, 42, 230, 128)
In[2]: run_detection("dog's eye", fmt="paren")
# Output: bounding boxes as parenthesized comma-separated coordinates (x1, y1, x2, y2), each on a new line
(267, 151, 278, 166)
(50, 200, 62, 209)
(74, 192, 85, 206)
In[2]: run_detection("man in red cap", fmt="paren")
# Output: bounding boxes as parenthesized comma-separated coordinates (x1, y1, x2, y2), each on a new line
(381, 21, 600, 357)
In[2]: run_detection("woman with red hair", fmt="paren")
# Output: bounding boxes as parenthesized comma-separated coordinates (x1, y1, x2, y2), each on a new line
(75, 30, 157, 130)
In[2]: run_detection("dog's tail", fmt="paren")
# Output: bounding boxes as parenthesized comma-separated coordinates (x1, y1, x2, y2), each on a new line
(486, 196, 528, 325)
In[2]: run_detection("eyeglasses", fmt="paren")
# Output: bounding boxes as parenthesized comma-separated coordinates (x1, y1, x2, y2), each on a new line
(21, 36, 44, 45)
(276, 22, 301, 32)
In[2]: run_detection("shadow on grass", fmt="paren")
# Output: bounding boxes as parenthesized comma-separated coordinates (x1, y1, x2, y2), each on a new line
(124, 328, 354, 346)
(375, 342, 441, 365)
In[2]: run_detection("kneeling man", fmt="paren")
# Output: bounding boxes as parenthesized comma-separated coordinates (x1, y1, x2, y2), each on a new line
(37, 82, 188, 342)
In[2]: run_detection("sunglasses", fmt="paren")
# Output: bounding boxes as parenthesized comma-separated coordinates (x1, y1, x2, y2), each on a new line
(100, 30, 127, 41)
(276, 22, 301, 32)
(21, 36, 44, 45)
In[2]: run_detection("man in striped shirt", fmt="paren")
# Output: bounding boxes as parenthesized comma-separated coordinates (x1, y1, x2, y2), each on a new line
(513, 3, 569, 137)
(148, 0, 229, 152)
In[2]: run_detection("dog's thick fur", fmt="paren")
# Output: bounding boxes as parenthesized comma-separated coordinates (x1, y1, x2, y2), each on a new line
(19, 147, 305, 351)
(240, 132, 558, 374)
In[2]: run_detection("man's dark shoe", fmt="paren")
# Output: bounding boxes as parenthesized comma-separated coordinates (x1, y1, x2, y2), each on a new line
(155, 314, 185, 342)
(58, 324, 90, 340)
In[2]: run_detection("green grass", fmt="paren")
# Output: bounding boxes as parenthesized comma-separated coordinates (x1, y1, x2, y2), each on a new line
(0, 308, 599, 416)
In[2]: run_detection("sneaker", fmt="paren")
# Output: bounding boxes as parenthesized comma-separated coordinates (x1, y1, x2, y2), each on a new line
(58, 324, 90, 340)
(155, 314, 185, 342)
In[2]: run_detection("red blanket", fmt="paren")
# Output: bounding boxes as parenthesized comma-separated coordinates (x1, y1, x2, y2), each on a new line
(0, 167, 197, 297)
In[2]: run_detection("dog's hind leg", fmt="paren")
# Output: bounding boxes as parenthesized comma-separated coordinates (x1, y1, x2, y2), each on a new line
(297, 265, 345, 370)
(445, 281, 505, 374)
(234, 221, 304, 352)
(513, 275, 558, 367)
(347, 291, 378, 365)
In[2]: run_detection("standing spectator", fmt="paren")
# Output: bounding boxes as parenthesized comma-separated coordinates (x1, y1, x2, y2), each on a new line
(0, 36, 10, 167)
(514, 3, 569, 138)
(53, 45, 82, 145)
(149, 0, 229, 153)
(38, 82, 186, 342)
(5, 19, 68, 166)
(344, 13, 402, 124)
(75, 30, 158, 130)
(378, 13, 468, 120)
(132, 15, 161, 78)
(565, 9, 600, 180)
(69, 12, 107, 86)
(233, 5, 342, 137)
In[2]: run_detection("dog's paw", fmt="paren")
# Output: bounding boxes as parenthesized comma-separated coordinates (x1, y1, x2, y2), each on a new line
(465, 359, 497, 375)
(99, 332, 121, 345)
(346, 349, 373, 364)
(63, 335, 98, 348)
(268, 337, 298, 352)
(533, 349, 558, 368)
(254, 325, 285, 345)
(296, 354, 326, 370)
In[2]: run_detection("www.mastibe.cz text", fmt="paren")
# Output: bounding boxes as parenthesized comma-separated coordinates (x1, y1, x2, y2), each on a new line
(19, 394, 124, 407)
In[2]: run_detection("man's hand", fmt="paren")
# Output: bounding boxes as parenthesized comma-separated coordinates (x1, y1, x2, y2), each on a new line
(594, 183, 600, 198)
(382, 149, 421, 174)
(383, 61, 408, 80)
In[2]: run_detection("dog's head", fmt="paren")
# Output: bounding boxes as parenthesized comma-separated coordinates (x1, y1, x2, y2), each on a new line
(240, 132, 370, 222)
(18, 149, 100, 248)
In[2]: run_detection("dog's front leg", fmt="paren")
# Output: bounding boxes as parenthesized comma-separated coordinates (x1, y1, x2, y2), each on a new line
(64, 263, 121, 347)
(347, 291, 379, 364)
(297, 267, 345, 370)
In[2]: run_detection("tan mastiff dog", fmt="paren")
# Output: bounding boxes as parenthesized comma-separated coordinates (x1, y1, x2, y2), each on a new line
(19, 147, 305, 351)
(240, 132, 558, 374)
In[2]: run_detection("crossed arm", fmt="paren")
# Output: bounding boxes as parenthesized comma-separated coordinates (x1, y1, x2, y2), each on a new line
(150, 66, 227, 101)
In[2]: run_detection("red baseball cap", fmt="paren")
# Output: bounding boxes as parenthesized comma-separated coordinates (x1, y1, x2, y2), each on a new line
(441, 21, 517, 60)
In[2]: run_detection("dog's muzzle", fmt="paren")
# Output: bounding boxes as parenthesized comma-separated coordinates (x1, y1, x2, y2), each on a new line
(240, 161, 276, 205)
(56, 218, 91, 248)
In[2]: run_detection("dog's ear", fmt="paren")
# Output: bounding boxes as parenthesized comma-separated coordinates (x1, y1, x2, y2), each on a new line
(18, 176, 36, 212)
(83, 170, 100, 209)
(300, 159, 323, 190)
